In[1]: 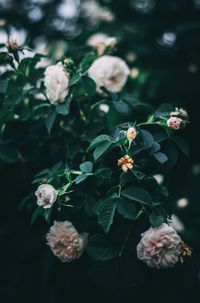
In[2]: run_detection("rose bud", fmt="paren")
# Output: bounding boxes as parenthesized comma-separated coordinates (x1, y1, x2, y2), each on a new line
(137, 223, 181, 269)
(46, 220, 88, 262)
(167, 117, 182, 130)
(35, 184, 57, 209)
(126, 127, 137, 141)
(63, 58, 74, 67)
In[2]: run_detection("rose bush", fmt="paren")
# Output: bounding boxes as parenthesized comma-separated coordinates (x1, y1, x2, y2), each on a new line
(0, 13, 192, 289)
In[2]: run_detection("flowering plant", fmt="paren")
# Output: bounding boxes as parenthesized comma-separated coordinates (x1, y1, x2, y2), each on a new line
(0, 35, 191, 286)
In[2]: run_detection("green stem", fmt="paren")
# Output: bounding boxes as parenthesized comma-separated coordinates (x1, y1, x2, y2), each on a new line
(138, 121, 160, 127)
(119, 229, 130, 257)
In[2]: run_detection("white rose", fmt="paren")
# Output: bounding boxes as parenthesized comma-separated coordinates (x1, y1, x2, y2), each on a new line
(44, 62, 69, 104)
(46, 220, 88, 262)
(82, 1, 114, 23)
(137, 223, 181, 269)
(88, 55, 130, 93)
(35, 184, 57, 209)
(87, 33, 117, 56)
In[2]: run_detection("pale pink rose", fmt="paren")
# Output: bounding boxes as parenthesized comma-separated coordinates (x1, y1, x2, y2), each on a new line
(35, 184, 57, 209)
(88, 55, 130, 93)
(167, 117, 182, 130)
(87, 33, 117, 56)
(137, 223, 181, 268)
(46, 220, 88, 262)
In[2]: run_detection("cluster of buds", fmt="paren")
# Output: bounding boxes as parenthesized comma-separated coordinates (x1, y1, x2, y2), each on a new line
(126, 127, 137, 142)
(167, 108, 189, 130)
(118, 155, 134, 172)
(170, 107, 189, 120)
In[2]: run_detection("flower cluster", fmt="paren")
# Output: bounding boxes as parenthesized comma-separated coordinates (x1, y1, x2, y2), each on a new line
(167, 108, 189, 130)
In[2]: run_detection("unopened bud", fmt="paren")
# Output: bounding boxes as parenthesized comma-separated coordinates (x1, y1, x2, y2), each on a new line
(63, 58, 74, 67)
(127, 127, 137, 141)
(167, 117, 182, 130)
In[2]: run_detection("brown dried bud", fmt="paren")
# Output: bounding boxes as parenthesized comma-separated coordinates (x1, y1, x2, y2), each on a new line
(180, 240, 192, 263)
(118, 155, 134, 172)
(6, 38, 19, 53)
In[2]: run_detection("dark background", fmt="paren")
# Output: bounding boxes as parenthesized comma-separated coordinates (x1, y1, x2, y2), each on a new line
(0, 0, 200, 302)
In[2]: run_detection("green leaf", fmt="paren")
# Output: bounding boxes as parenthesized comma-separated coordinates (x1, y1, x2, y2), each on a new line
(87, 134, 111, 152)
(79, 161, 93, 173)
(56, 99, 71, 115)
(154, 152, 168, 163)
(75, 174, 88, 184)
(44, 208, 53, 224)
(163, 142, 178, 170)
(149, 214, 165, 227)
(94, 141, 113, 160)
(172, 135, 189, 157)
(117, 197, 138, 220)
(31, 207, 43, 225)
(155, 103, 173, 117)
(86, 234, 119, 261)
(0, 145, 22, 163)
(80, 53, 97, 72)
(69, 74, 81, 86)
(154, 130, 169, 143)
(0, 79, 8, 93)
(45, 111, 57, 135)
(97, 197, 117, 233)
(131, 169, 145, 180)
(94, 168, 112, 179)
(141, 130, 154, 149)
(122, 186, 152, 205)
(18, 192, 34, 211)
(113, 100, 130, 114)
(82, 76, 96, 96)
